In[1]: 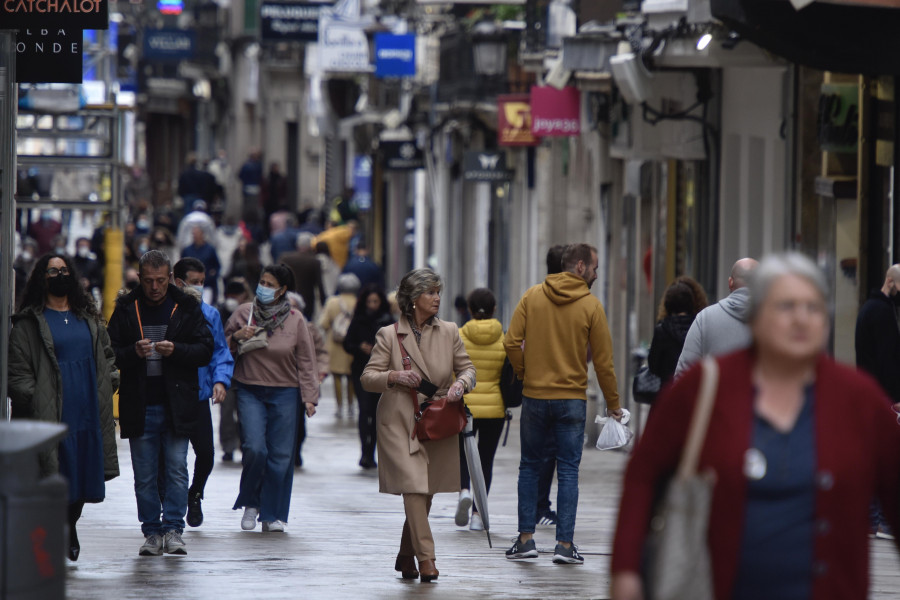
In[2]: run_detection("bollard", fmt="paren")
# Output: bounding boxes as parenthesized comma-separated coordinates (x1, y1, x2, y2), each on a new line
(0, 421, 68, 600)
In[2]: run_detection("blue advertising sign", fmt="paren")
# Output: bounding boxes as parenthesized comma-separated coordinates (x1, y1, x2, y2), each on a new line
(374, 33, 415, 79)
(143, 29, 195, 62)
(353, 155, 372, 211)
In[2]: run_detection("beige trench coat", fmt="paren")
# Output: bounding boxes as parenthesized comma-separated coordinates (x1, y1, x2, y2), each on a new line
(362, 316, 476, 495)
(318, 293, 356, 375)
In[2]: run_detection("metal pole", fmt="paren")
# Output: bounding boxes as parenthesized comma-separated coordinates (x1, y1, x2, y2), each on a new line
(0, 32, 16, 420)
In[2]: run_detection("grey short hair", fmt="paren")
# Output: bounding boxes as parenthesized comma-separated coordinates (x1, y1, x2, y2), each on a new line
(296, 232, 315, 251)
(397, 268, 442, 318)
(747, 252, 829, 321)
(336, 273, 361, 295)
(138, 249, 171, 274)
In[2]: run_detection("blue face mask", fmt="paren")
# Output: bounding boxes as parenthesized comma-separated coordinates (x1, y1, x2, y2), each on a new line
(190, 284, 204, 297)
(256, 284, 277, 304)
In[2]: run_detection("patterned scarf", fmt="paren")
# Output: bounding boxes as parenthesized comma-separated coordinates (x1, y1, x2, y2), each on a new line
(252, 296, 291, 333)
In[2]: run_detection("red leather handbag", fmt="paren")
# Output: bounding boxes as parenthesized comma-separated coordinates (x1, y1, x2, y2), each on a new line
(394, 323, 467, 442)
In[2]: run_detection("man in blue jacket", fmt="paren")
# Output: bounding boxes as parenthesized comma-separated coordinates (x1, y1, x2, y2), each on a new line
(173, 257, 234, 528)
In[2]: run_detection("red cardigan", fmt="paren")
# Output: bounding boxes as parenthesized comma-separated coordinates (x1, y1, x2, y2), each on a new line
(611, 349, 900, 599)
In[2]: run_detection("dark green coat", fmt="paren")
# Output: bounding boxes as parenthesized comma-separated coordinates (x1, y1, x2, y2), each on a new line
(8, 306, 120, 481)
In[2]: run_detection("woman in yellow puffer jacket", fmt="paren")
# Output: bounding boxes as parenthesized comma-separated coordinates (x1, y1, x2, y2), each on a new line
(456, 288, 508, 532)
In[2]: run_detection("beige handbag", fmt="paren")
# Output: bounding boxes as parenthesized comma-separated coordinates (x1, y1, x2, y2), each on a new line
(237, 309, 268, 356)
(646, 356, 719, 600)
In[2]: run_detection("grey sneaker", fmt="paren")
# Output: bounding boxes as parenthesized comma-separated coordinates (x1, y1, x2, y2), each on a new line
(139, 534, 164, 556)
(163, 530, 187, 555)
(262, 520, 285, 532)
(506, 536, 539, 559)
(552, 543, 584, 564)
(241, 507, 259, 530)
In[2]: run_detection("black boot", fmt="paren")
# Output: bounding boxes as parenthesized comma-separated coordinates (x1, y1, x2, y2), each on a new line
(67, 502, 83, 561)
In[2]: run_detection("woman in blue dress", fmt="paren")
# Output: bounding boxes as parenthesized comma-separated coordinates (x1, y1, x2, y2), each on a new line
(9, 253, 119, 562)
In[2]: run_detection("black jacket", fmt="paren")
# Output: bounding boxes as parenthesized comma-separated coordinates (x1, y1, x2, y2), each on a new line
(108, 284, 214, 438)
(648, 314, 695, 384)
(855, 290, 900, 404)
(343, 310, 395, 376)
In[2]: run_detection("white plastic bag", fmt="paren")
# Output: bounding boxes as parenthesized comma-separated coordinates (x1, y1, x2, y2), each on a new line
(595, 409, 633, 450)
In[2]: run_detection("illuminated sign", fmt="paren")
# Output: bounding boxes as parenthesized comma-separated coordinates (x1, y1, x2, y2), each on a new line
(1, 0, 108, 29)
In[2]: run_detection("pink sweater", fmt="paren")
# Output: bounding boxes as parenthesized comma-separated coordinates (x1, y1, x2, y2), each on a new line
(224, 303, 319, 404)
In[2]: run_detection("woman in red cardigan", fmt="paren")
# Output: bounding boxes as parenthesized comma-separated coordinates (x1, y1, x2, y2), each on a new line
(611, 252, 900, 600)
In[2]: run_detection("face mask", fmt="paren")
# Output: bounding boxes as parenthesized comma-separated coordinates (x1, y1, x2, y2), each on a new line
(47, 274, 76, 297)
(225, 298, 239, 312)
(256, 284, 277, 304)
(221, 225, 236, 235)
(54, 247, 66, 255)
(21, 251, 33, 261)
(77, 246, 90, 258)
(190, 284, 204, 297)
(136, 219, 151, 231)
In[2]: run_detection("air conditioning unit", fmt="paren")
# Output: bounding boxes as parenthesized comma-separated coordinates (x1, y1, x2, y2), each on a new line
(610, 52, 653, 104)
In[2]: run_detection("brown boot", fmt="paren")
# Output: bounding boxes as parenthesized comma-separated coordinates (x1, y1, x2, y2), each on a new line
(418, 559, 438, 582)
(394, 555, 418, 579)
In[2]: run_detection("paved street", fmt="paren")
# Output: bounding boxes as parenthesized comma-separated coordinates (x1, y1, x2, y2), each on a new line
(64, 382, 900, 599)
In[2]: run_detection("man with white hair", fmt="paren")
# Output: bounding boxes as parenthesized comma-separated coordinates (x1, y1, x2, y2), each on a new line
(675, 257, 759, 377)
(279, 231, 326, 320)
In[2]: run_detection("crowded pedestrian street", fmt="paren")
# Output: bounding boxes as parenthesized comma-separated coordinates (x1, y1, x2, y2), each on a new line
(57, 381, 900, 600)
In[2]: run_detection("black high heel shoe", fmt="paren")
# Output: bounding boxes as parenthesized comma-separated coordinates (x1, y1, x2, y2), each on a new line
(68, 521, 80, 561)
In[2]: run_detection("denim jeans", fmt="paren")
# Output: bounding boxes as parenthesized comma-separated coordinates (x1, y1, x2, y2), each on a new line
(516, 397, 586, 543)
(129, 404, 189, 536)
(233, 383, 299, 523)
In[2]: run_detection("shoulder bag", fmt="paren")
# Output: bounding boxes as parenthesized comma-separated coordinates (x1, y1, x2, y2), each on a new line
(633, 365, 661, 405)
(237, 307, 268, 356)
(644, 356, 718, 600)
(394, 323, 467, 442)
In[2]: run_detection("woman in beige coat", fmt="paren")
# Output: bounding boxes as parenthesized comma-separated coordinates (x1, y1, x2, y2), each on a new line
(319, 273, 360, 417)
(361, 268, 476, 583)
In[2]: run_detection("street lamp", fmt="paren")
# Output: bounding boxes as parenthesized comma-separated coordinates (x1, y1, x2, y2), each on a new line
(471, 21, 508, 77)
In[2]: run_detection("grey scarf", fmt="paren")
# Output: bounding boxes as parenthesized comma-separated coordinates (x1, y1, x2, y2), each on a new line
(253, 297, 291, 333)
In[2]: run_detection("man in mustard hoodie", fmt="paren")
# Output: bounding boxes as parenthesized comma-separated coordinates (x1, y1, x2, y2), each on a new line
(504, 242, 622, 565)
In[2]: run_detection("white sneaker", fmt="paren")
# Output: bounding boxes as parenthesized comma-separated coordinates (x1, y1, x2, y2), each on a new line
(262, 520, 286, 532)
(455, 489, 472, 526)
(470, 513, 484, 531)
(241, 507, 259, 530)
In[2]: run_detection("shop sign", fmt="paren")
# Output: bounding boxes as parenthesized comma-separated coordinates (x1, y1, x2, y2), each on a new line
(530, 86, 580, 137)
(498, 94, 539, 147)
(318, 7, 370, 72)
(16, 28, 82, 83)
(374, 33, 416, 78)
(352, 155, 372, 210)
(261, 1, 327, 42)
(381, 140, 424, 170)
(463, 151, 513, 182)
(143, 29, 195, 62)
(818, 83, 858, 153)
(1, 0, 108, 29)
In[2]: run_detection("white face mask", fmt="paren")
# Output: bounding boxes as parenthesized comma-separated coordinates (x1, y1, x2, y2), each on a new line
(21, 251, 33, 261)
(224, 298, 239, 312)
(77, 246, 90, 258)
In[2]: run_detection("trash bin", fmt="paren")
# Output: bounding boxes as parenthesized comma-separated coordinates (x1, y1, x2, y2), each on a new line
(0, 420, 68, 600)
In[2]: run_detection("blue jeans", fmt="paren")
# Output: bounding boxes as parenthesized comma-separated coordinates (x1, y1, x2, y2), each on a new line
(129, 404, 189, 536)
(517, 397, 586, 543)
(233, 383, 299, 523)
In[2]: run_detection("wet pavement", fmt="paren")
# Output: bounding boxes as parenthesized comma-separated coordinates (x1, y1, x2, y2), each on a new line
(64, 381, 900, 599)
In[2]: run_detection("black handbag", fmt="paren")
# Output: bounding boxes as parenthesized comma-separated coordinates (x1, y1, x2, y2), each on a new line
(632, 365, 661, 405)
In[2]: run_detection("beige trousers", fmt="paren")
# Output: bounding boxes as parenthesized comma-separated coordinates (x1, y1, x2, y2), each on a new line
(399, 493, 434, 562)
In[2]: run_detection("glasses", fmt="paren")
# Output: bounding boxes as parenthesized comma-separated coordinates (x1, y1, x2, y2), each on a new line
(46, 267, 70, 277)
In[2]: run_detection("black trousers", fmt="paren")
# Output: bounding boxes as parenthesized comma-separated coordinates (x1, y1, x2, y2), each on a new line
(189, 400, 215, 497)
(351, 372, 380, 461)
(459, 417, 505, 512)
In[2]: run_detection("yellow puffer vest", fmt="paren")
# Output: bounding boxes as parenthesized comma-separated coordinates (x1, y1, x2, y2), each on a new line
(460, 318, 507, 419)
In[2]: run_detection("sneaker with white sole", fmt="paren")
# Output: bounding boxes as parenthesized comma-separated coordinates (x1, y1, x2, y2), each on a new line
(552, 543, 584, 564)
(163, 530, 187, 555)
(262, 520, 285, 532)
(241, 507, 259, 530)
(455, 489, 472, 526)
(506, 536, 539, 559)
(538, 510, 558, 526)
(470, 513, 484, 531)
(138, 534, 164, 556)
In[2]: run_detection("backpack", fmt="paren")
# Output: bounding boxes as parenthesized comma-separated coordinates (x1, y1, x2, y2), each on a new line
(499, 357, 524, 408)
(331, 299, 352, 343)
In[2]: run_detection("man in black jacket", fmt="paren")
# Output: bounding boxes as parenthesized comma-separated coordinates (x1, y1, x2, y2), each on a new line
(855, 263, 900, 540)
(108, 250, 214, 557)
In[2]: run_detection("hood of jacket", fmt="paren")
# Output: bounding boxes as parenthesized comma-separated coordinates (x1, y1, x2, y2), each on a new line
(659, 313, 695, 341)
(115, 282, 200, 311)
(460, 318, 503, 346)
(542, 272, 591, 306)
(719, 287, 752, 323)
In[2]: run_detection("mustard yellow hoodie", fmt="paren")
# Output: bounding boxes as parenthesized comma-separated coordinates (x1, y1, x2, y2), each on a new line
(504, 272, 620, 410)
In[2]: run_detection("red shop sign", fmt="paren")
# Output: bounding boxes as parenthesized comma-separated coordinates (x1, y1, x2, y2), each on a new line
(497, 94, 540, 147)
(530, 86, 580, 137)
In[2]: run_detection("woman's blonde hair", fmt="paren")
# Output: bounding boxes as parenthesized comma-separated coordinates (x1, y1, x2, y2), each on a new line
(397, 268, 443, 319)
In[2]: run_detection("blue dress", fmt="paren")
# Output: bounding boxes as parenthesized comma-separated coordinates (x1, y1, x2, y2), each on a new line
(45, 309, 105, 504)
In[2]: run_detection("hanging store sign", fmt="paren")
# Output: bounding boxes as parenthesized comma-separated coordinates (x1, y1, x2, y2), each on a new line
(381, 140, 424, 170)
(143, 29, 195, 62)
(317, 7, 370, 72)
(261, 1, 328, 42)
(463, 151, 513, 182)
(1, 0, 108, 29)
(374, 33, 416, 78)
(16, 28, 83, 83)
(498, 94, 540, 147)
(530, 86, 581, 137)
(352, 155, 372, 211)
